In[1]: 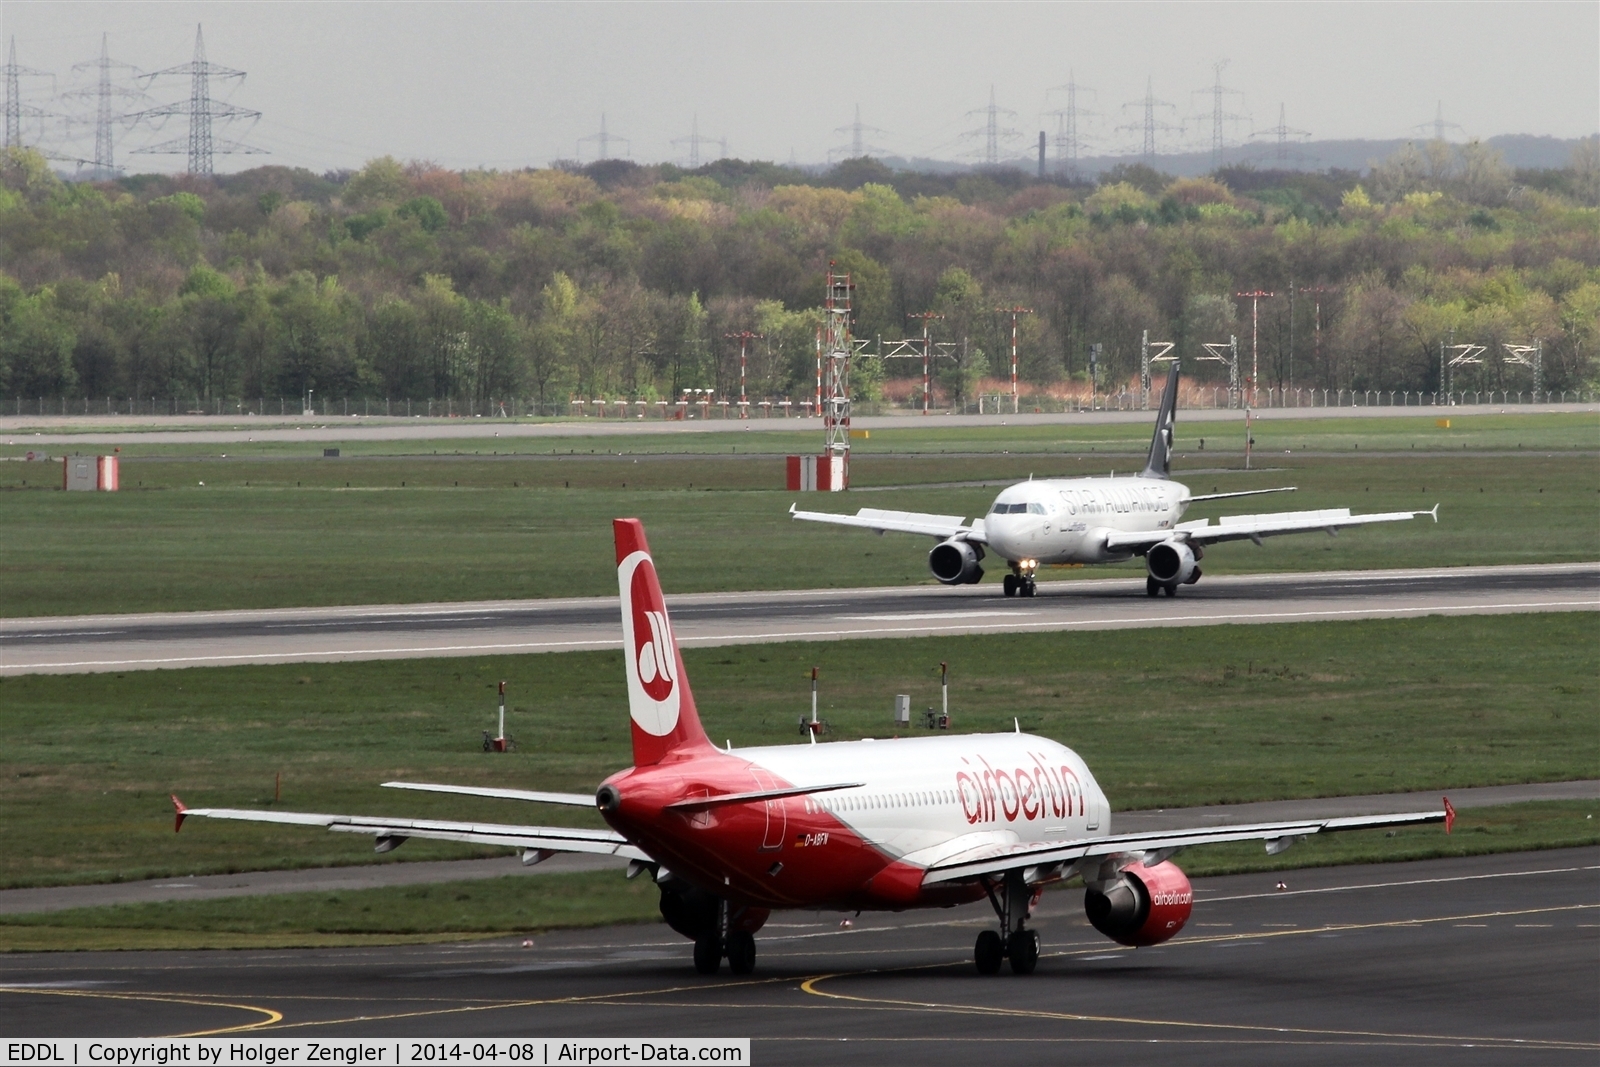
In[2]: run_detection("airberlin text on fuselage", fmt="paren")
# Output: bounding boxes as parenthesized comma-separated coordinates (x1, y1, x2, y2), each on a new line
(957, 752, 1084, 825)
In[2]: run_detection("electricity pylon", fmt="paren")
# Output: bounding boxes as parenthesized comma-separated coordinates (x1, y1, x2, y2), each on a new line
(63, 34, 147, 179)
(1044, 72, 1096, 178)
(829, 104, 889, 161)
(1190, 60, 1248, 171)
(1117, 76, 1181, 159)
(961, 86, 1021, 165)
(577, 113, 629, 162)
(133, 25, 264, 175)
(672, 114, 727, 169)
(1249, 103, 1312, 165)
(2, 37, 53, 149)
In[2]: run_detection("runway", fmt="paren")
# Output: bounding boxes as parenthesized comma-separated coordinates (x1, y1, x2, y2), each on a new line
(1, 562, 1594, 675)
(2, 848, 1594, 1064)
(3, 402, 1595, 446)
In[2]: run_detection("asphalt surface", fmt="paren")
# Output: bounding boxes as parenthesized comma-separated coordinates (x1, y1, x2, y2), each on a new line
(3, 562, 1594, 675)
(2, 848, 1595, 1064)
(3, 401, 1594, 445)
(5, 781, 1592, 917)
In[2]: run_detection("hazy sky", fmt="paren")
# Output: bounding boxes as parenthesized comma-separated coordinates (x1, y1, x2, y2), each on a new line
(8, 1, 1597, 175)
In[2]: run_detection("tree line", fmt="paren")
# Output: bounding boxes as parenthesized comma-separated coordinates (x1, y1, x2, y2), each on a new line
(0, 138, 1595, 408)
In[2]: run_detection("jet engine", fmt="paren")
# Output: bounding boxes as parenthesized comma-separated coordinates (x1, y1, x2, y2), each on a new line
(1146, 540, 1201, 586)
(1084, 860, 1193, 947)
(658, 882, 769, 940)
(929, 538, 984, 585)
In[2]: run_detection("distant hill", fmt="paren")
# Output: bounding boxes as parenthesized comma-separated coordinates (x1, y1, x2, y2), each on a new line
(875, 134, 1591, 180)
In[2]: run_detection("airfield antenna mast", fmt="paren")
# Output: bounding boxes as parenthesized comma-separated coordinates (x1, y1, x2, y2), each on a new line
(821, 265, 855, 489)
(1236, 289, 1274, 407)
(1140, 329, 1176, 409)
(996, 306, 1033, 414)
(133, 25, 264, 175)
(1502, 340, 1543, 399)
(725, 331, 763, 418)
(2, 37, 52, 149)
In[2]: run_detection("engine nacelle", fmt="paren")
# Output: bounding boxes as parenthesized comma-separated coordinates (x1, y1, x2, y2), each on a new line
(1146, 540, 1200, 586)
(1084, 861, 1193, 947)
(658, 883, 769, 941)
(929, 538, 984, 585)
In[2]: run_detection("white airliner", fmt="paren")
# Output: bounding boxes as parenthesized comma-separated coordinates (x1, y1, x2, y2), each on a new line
(173, 518, 1451, 977)
(792, 365, 1438, 597)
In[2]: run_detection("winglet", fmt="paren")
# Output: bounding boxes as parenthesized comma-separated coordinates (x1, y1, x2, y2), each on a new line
(1443, 796, 1455, 835)
(171, 794, 188, 833)
(789, 502, 797, 517)
(1429, 504, 1440, 523)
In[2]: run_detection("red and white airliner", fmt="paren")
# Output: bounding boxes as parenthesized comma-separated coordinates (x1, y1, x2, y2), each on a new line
(174, 519, 1452, 976)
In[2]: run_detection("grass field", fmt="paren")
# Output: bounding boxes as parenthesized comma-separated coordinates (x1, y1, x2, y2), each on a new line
(1, 799, 1590, 952)
(0, 448, 1593, 616)
(1, 612, 1593, 890)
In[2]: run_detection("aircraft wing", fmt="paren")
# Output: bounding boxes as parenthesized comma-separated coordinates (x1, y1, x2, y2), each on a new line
(789, 503, 986, 543)
(1103, 505, 1437, 552)
(171, 795, 648, 861)
(382, 781, 596, 806)
(921, 806, 1449, 885)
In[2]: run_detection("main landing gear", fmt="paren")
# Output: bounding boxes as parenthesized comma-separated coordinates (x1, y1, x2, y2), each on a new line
(974, 871, 1042, 975)
(1146, 577, 1177, 598)
(691, 898, 757, 976)
(1003, 562, 1038, 599)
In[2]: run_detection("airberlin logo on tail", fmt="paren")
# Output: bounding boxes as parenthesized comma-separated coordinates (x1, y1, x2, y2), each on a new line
(619, 550, 680, 737)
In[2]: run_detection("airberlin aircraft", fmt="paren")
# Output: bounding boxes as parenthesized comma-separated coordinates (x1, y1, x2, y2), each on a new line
(173, 519, 1452, 977)
(791, 364, 1438, 597)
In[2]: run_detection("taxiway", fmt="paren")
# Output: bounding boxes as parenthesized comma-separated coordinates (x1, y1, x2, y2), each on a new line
(1, 848, 1594, 1064)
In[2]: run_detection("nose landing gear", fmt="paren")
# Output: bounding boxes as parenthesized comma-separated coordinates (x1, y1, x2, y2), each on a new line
(974, 871, 1042, 975)
(1004, 562, 1038, 598)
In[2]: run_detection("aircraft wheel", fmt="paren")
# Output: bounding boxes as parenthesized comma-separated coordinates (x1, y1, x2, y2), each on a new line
(1146, 578, 1160, 597)
(1162, 583, 1176, 597)
(974, 929, 1004, 975)
(1022, 578, 1037, 598)
(692, 935, 722, 975)
(1003, 575, 1017, 597)
(726, 931, 756, 975)
(1007, 929, 1039, 975)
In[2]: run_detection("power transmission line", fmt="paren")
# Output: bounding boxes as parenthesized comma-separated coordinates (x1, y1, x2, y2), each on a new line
(1117, 76, 1181, 159)
(133, 24, 264, 175)
(961, 86, 1021, 165)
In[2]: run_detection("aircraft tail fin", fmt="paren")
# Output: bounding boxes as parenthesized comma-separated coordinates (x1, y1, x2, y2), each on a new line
(614, 519, 712, 767)
(1141, 363, 1180, 479)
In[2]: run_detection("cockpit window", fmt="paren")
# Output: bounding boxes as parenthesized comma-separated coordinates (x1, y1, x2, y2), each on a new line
(1027, 502, 1046, 515)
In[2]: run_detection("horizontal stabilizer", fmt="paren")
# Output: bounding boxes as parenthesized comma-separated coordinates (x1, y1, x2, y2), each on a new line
(1187, 486, 1297, 503)
(382, 781, 595, 806)
(170, 796, 647, 860)
(666, 781, 865, 811)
